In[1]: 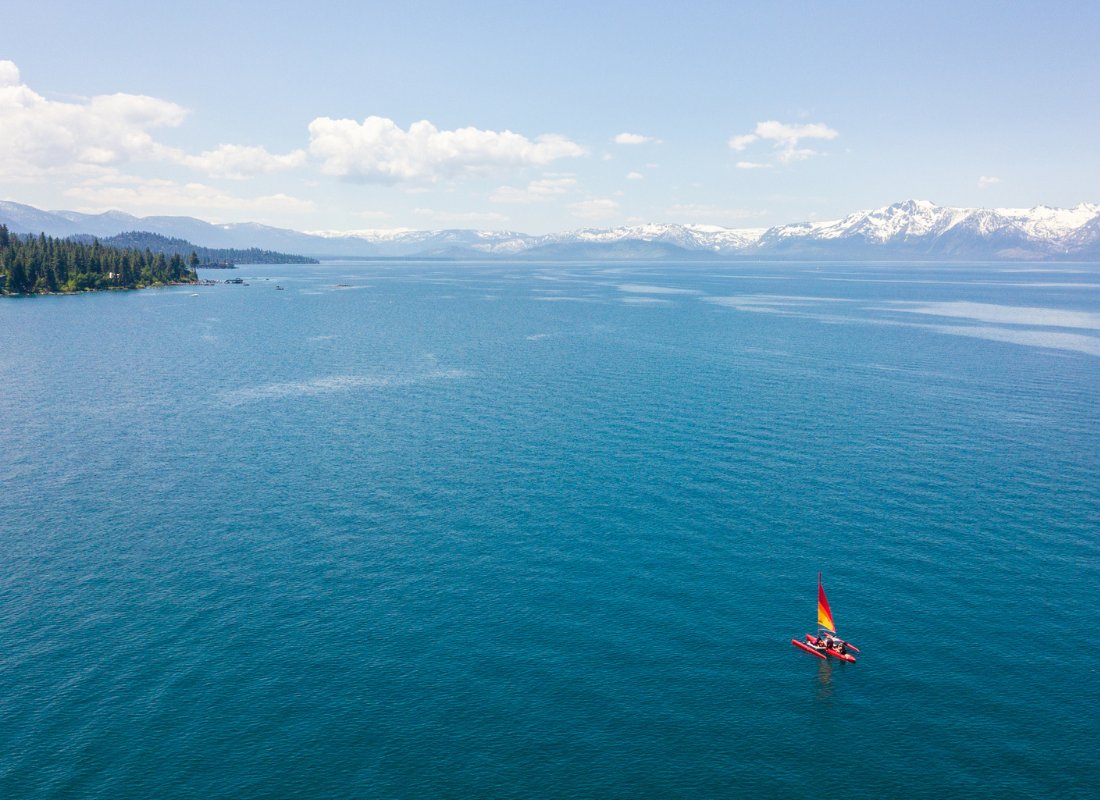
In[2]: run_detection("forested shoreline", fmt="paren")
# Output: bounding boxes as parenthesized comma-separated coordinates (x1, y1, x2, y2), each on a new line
(88, 231, 320, 267)
(0, 225, 198, 295)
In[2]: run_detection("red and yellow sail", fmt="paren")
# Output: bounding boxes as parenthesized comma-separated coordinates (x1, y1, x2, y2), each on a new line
(817, 572, 836, 633)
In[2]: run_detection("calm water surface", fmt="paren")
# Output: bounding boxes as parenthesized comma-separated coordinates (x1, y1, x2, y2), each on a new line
(1, 261, 1098, 798)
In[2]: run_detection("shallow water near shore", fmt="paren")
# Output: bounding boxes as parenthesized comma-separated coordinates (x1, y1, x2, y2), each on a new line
(1, 260, 1098, 798)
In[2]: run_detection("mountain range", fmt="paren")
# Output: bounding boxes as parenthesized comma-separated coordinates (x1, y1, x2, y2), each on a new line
(2, 199, 1099, 261)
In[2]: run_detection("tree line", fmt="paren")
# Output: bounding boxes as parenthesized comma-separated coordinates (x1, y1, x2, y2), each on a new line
(0, 225, 198, 295)
(91, 231, 319, 266)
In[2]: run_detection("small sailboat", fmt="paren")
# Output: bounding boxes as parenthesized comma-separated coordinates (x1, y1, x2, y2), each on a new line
(791, 573, 859, 662)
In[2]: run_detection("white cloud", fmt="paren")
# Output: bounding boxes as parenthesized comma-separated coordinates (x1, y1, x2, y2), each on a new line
(978, 175, 1001, 188)
(0, 60, 20, 87)
(727, 120, 838, 165)
(735, 161, 773, 170)
(179, 144, 307, 180)
(728, 134, 758, 151)
(753, 120, 838, 146)
(0, 61, 309, 185)
(614, 132, 660, 145)
(0, 60, 188, 179)
(308, 116, 586, 183)
(625, 171, 643, 180)
(570, 197, 620, 220)
(490, 176, 578, 204)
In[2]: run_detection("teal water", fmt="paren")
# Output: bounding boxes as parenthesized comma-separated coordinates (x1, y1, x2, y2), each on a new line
(1, 261, 1098, 798)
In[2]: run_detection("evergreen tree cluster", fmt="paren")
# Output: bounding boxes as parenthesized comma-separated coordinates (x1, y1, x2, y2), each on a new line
(94, 231, 319, 266)
(0, 225, 198, 295)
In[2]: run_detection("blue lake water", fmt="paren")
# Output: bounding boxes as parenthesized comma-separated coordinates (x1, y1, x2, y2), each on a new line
(1, 260, 1098, 798)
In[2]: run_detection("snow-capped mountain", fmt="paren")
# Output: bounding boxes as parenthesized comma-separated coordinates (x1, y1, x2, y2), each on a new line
(2, 199, 1099, 260)
(755, 199, 1100, 258)
(536, 223, 768, 253)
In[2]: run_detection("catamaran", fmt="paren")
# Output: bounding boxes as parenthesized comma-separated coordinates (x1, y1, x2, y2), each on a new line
(791, 573, 859, 662)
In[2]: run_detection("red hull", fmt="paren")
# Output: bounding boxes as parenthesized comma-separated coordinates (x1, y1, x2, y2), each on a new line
(806, 634, 856, 662)
(791, 638, 827, 659)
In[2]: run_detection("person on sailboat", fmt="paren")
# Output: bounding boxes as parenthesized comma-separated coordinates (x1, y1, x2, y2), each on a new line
(792, 575, 860, 662)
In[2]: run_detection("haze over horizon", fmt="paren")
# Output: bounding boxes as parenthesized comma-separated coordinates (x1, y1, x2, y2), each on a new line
(2, 1, 1098, 235)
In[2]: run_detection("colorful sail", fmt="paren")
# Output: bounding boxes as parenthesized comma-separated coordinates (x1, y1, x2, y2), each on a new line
(817, 572, 836, 633)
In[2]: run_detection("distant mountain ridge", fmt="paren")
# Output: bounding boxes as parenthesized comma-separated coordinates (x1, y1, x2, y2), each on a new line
(2, 199, 1099, 261)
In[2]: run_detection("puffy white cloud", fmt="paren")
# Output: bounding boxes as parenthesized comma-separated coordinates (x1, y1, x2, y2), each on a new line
(571, 197, 620, 220)
(753, 121, 838, 146)
(728, 134, 758, 151)
(0, 60, 305, 184)
(179, 144, 307, 180)
(613, 132, 660, 145)
(0, 60, 20, 87)
(978, 175, 1001, 188)
(0, 61, 188, 178)
(308, 116, 586, 183)
(735, 161, 772, 170)
(727, 120, 838, 165)
(490, 176, 578, 204)
(625, 171, 643, 180)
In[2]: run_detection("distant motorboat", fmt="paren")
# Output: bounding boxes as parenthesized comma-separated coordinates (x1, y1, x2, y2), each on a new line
(276, 285, 284, 290)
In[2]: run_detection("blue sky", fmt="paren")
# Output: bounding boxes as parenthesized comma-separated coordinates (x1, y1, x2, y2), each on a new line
(2, 1, 1097, 233)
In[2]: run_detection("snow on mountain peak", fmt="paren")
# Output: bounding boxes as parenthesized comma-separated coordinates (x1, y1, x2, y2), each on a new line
(2, 199, 1099, 259)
